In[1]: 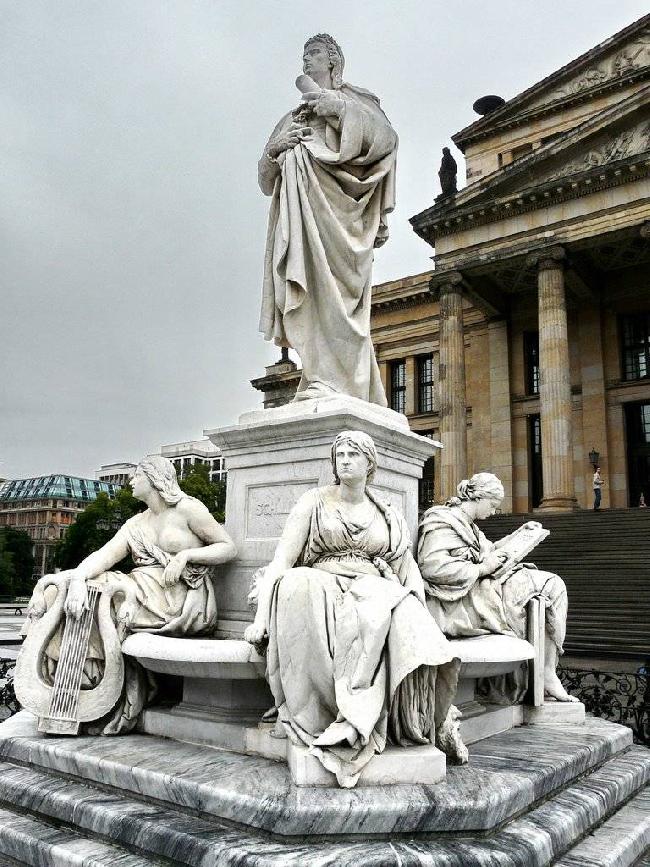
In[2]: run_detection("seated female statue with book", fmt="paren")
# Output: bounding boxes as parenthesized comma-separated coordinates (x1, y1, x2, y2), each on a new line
(418, 472, 578, 704)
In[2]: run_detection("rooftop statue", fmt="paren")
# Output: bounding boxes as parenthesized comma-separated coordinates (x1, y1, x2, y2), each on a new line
(418, 473, 579, 704)
(245, 431, 466, 788)
(258, 35, 397, 406)
(437, 146, 457, 198)
(15, 456, 237, 735)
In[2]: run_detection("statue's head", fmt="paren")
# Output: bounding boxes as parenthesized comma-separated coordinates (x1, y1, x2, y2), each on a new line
(448, 472, 505, 517)
(303, 34, 344, 89)
(331, 430, 377, 485)
(135, 455, 184, 506)
(442, 147, 450, 155)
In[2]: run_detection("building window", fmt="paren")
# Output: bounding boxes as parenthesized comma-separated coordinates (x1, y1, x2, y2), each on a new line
(621, 314, 650, 381)
(524, 331, 540, 396)
(390, 359, 406, 414)
(417, 354, 435, 413)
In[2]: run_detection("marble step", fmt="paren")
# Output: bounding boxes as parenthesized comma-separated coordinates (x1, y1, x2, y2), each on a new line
(556, 784, 650, 867)
(0, 747, 649, 865)
(0, 711, 635, 837)
(0, 804, 154, 867)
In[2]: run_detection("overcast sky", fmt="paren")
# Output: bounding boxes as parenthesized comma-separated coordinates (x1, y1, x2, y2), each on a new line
(2, 1, 647, 480)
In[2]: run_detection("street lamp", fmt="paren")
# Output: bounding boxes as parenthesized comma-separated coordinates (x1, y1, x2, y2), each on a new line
(588, 448, 600, 469)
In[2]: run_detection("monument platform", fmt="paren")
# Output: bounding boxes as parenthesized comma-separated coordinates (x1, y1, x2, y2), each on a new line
(0, 711, 648, 865)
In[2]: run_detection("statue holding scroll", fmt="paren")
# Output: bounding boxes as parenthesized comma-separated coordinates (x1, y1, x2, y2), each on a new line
(15, 456, 237, 735)
(258, 34, 397, 406)
(417, 473, 578, 704)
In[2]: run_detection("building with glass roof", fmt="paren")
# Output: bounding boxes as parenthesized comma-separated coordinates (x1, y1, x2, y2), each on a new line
(0, 475, 119, 579)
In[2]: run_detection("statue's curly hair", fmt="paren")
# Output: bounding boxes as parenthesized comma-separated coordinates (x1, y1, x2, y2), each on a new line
(138, 455, 184, 506)
(446, 472, 505, 507)
(304, 33, 345, 89)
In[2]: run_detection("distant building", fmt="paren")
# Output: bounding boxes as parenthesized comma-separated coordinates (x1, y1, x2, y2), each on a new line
(96, 462, 137, 486)
(160, 439, 227, 484)
(0, 475, 119, 577)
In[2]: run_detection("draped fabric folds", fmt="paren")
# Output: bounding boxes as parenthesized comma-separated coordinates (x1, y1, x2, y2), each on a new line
(418, 506, 568, 704)
(266, 489, 460, 787)
(259, 84, 397, 405)
(29, 517, 217, 734)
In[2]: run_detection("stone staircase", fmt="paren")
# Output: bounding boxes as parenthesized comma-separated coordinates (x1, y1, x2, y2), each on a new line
(481, 508, 650, 660)
(0, 711, 648, 865)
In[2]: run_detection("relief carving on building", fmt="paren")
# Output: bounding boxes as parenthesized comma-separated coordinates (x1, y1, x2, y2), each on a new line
(541, 119, 650, 182)
(528, 32, 649, 110)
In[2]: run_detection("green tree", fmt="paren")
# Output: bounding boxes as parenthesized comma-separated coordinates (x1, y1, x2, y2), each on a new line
(179, 462, 226, 522)
(0, 533, 16, 598)
(0, 528, 36, 596)
(54, 487, 144, 571)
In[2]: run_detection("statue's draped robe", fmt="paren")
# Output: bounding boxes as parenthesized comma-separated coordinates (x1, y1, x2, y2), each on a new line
(27, 516, 217, 734)
(259, 84, 397, 405)
(266, 489, 460, 788)
(417, 506, 568, 703)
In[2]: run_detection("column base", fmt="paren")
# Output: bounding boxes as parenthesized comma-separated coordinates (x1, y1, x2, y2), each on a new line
(536, 496, 579, 512)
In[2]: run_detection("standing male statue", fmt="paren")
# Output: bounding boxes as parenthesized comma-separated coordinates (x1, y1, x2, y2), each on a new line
(258, 34, 397, 406)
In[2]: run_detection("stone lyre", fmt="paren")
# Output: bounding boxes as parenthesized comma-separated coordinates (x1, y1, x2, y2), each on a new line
(15, 575, 124, 734)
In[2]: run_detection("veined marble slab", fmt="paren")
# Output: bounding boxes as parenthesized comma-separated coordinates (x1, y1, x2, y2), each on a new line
(0, 742, 648, 865)
(0, 710, 634, 838)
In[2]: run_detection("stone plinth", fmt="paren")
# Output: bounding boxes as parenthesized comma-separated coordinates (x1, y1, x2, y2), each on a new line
(205, 396, 439, 636)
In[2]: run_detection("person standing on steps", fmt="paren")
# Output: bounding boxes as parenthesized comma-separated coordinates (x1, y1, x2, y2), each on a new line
(593, 466, 604, 511)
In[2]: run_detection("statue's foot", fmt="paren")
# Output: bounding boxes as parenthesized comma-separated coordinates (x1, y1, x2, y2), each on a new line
(436, 706, 469, 764)
(312, 720, 357, 748)
(544, 671, 579, 702)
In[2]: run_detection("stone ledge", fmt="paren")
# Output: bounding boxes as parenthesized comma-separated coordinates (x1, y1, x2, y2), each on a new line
(0, 711, 633, 837)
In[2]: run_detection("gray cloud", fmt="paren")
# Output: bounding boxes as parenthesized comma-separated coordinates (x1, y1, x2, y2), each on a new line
(2, 0, 646, 478)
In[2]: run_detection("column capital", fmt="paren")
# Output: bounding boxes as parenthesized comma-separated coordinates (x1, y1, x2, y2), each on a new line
(429, 270, 464, 300)
(526, 246, 566, 273)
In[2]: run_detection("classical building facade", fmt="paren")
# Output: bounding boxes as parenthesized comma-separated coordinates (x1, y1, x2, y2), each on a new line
(374, 14, 650, 513)
(0, 475, 119, 577)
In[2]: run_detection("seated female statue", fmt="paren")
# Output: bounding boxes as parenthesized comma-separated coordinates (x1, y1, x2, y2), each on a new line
(25, 455, 237, 733)
(245, 430, 465, 788)
(417, 472, 577, 704)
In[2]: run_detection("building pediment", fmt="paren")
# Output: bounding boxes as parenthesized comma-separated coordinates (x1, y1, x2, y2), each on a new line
(412, 86, 650, 243)
(454, 14, 649, 151)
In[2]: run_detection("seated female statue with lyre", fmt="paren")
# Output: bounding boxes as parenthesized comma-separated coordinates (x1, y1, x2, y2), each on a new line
(15, 455, 237, 735)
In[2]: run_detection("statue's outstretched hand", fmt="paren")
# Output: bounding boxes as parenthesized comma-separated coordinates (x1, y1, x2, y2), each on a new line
(64, 578, 89, 619)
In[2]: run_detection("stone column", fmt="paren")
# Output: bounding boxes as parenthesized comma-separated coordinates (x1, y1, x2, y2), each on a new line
(405, 356, 416, 416)
(437, 273, 467, 501)
(529, 247, 577, 511)
(488, 319, 513, 513)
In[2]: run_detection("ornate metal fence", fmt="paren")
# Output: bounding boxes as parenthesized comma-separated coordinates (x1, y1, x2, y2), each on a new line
(560, 666, 650, 746)
(0, 660, 19, 720)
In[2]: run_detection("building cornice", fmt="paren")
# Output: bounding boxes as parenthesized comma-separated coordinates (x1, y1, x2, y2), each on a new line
(453, 14, 650, 151)
(412, 155, 650, 243)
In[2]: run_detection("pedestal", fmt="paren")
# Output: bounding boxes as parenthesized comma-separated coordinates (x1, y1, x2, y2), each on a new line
(205, 395, 439, 636)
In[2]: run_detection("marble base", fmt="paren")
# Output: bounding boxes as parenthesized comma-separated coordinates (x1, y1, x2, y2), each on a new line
(524, 700, 586, 725)
(0, 709, 646, 864)
(288, 739, 446, 787)
(460, 703, 524, 745)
